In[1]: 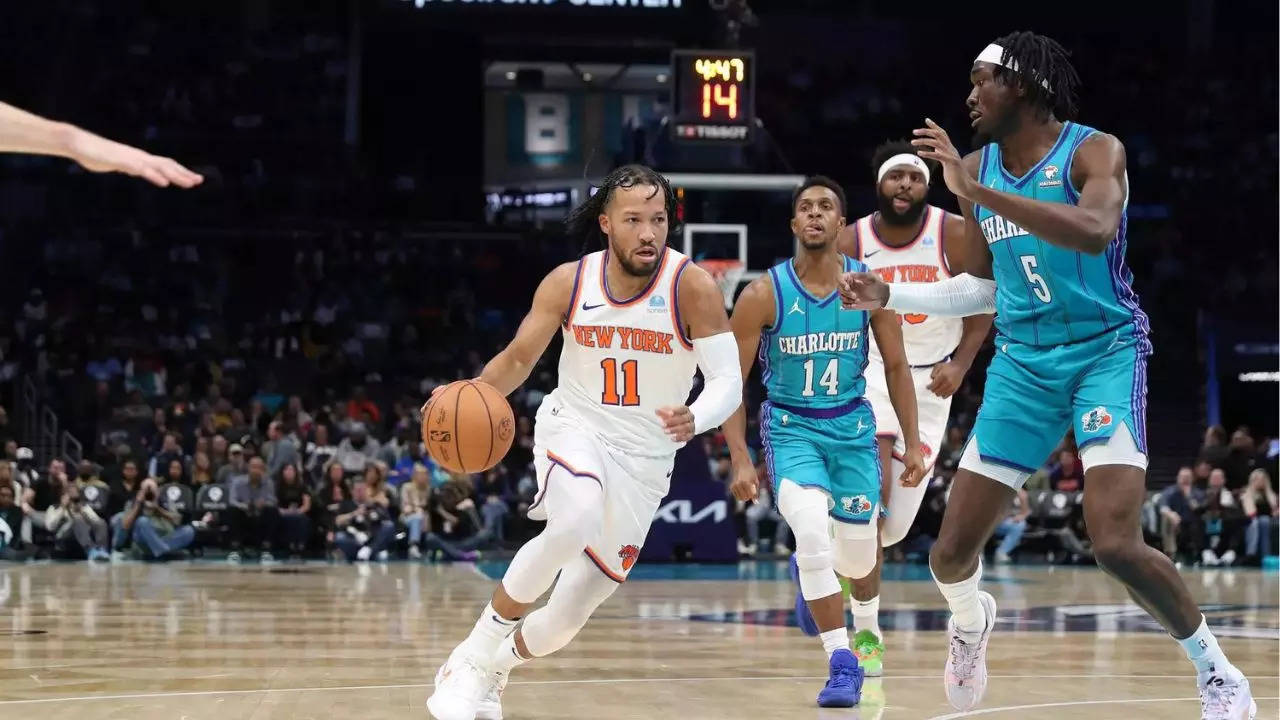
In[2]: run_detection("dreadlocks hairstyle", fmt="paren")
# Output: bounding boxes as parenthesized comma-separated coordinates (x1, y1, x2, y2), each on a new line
(792, 175, 847, 217)
(870, 140, 939, 182)
(565, 164, 679, 256)
(992, 31, 1081, 122)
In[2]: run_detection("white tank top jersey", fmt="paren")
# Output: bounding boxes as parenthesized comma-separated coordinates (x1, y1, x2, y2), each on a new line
(852, 205, 963, 367)
(546, 247, 700, 458)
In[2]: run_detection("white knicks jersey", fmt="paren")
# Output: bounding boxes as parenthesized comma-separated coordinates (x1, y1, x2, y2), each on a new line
(854, 205, 962, 367)
(545, 247, 699, 457)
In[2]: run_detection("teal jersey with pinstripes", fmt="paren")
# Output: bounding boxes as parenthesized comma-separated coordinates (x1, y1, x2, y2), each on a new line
(975, 121, 1150, 347)
(760, 255, 871, 409)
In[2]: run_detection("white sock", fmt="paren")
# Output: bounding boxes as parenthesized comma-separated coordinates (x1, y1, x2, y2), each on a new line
(932, 559, 986, 637)
(820, 627, 849, 657)
(462, 602, 520, 658)
(853, 596, 881, 639)
(1178, 615, 1242, 680)
(492, 631, 532, 675)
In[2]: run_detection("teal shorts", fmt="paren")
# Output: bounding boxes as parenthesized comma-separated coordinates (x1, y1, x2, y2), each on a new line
(973, 325, 1151, 475)
(759, 397, 881, 525)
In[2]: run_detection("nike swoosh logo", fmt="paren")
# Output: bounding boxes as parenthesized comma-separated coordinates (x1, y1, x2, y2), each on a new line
(493, 614, 516, 625)
(582, 302, 604, 311)
(864, 250, 881, 258)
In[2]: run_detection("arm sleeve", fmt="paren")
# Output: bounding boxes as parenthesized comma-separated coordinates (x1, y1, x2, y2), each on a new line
(884, 273, 997, 316)
(688, 332, 744, 435)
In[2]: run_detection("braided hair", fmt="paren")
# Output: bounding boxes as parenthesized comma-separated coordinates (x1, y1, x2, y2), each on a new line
(565, 164, 679, 256)
(992, 31, 1081, 121)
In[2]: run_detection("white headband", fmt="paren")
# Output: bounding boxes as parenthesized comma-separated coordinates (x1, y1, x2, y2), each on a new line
(877, 153, 930, 185)
(974, 43, 1050, 90)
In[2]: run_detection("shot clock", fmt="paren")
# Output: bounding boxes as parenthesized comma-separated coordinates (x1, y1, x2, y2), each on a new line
(670, 50, 755, 144)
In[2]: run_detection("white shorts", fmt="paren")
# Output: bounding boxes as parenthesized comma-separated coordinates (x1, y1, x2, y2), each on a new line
(864, 356, 953, 468)
(529, 397, 672, 582)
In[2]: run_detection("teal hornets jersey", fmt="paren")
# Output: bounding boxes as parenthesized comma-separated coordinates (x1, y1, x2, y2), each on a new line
(760, 256, 871, 409)
(975, 121, 1150, 347)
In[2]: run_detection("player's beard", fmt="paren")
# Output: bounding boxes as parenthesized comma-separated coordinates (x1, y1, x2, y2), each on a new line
(876, 193, 927, 227)
(611, 240, 661, 278)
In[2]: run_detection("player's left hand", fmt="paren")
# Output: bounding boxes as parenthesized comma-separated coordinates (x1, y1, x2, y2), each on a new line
(67, 127, 204, 188)
(912, 118, 977, 202)
(899, 445, 927, 488)
(656, 405, 695, 443)
(927, 360, 966, 398)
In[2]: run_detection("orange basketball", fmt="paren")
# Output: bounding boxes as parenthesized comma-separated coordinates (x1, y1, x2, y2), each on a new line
(422, 380, 515, 474)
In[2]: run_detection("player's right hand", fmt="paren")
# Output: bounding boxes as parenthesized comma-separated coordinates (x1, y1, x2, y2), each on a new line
(419, 379, 470, 422)
(729, 462, 760, 502)
(899, 445, 927, 488)
(839, 272, 890, 311)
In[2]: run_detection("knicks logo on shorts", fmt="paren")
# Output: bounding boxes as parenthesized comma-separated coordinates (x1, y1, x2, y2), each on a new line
(1081, 406, 1113, 433)
(618, 544, 640, 571)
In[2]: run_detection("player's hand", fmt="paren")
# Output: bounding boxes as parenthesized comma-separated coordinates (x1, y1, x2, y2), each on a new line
(655, 405, 695, 443)
(912, 118, 976, 202)
(729, 461, 760, 502)
(927, 360, 966, 398)
(899, 445, 927, 488)
(66, 127, 203, 188)
(420, 380, 466, 422)
(839, 272, 890, 310)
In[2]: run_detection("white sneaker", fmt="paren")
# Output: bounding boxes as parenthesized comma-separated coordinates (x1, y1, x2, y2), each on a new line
(356, 546, 372, 562)
(1220, 550, 1237, 566)
(409, 545, 423, 560)
(110, 550, 128, 563)
(260, 551, 276, 564)
(227, 551, 242, 564)
(475, 670, 507, 720)
(1202, 549, 1220, 566)
(774, 544, 791, 557)
(943, 590, 997, 711)
(994, 551, 1012, 564)
(736, 540, 753, 556)
(1199, 671, 1256, 720)
(377, 550, 389, 562)
(428, 649, 491, 720)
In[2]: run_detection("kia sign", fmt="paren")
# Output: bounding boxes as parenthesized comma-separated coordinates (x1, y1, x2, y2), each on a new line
(641, 440, 737, 563)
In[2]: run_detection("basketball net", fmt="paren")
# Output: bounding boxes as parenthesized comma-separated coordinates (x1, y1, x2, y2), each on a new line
(696, 259, 746, 309)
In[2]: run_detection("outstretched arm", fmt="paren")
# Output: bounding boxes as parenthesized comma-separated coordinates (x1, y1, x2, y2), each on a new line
(0, 101, 203, 188)
(721, 276, 775, 501)
(869, 309, 926, 488)
(927, 212, 995, 398)
(658, 264, 743, 443)
(475, 262, 577, 396)
(914, 118, 1125, 255)
(841, 153, 997, 317)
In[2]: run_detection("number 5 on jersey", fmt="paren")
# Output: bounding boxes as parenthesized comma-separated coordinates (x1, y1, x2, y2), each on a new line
(601, 358, 640, 406)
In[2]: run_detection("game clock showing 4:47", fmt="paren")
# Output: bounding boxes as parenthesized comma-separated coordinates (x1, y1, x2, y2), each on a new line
(670, 50, 755, 144)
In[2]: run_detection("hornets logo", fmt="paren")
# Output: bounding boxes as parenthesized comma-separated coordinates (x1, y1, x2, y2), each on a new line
(1081, 406, 1113, 433)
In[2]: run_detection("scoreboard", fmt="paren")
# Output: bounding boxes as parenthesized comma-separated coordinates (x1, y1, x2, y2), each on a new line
(669, 50, 755, 144)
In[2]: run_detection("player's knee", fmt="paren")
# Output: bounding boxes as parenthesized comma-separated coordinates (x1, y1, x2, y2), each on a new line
(1090, 533, 1142, 573)
(833, 538, 877, 580)
(929, 537, 977, 578)
(541, 504, 601, 554)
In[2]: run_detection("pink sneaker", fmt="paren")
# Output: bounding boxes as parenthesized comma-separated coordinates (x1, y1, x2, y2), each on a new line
(943, 590, 997, 711)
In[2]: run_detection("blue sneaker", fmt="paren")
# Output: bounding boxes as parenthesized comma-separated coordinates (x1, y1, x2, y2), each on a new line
(790, 554, 819, 636)
(817, 648, 864, 708)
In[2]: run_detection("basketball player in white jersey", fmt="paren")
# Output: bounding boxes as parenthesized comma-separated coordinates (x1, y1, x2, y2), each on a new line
(827, 142, 993, 673)
(426, 165, 743, 720)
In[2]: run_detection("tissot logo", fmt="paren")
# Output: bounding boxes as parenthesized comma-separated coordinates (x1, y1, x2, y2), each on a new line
(652, 499, 727, 524)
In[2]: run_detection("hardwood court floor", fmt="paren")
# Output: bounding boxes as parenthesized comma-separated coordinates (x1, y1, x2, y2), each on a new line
(0, 560, 1275, 719)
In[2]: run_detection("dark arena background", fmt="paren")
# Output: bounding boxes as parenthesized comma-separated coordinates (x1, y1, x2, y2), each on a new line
(0, 1, 1275, 718)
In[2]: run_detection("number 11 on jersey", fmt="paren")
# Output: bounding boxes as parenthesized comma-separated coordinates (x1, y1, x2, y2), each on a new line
(802, 357, 839, 396)
(601, 358, 640, 406)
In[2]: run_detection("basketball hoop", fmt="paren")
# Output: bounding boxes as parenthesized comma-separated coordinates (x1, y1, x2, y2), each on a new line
(697, 259, 746, 309)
